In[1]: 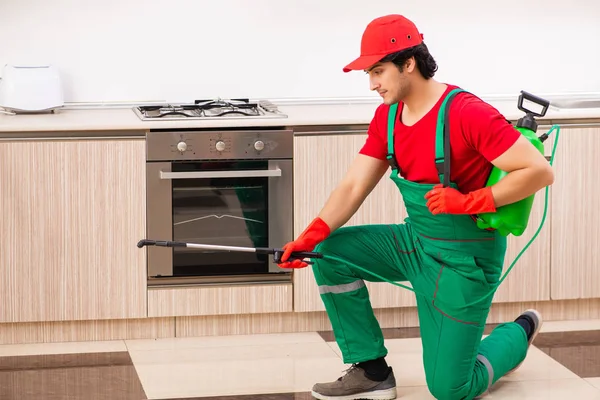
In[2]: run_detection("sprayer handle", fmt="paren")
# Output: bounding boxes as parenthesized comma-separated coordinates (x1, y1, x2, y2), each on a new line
(518, 90, 550, 118)
(271, 249, 323, 265)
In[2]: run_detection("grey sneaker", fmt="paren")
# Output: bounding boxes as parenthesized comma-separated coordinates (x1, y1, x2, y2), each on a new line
(311, 364, 397, 400)
(507, 309, 543, 374)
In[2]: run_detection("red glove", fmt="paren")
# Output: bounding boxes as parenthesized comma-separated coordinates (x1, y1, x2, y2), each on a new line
(277, 217, 331, 269)
(424, 184, 496, 215)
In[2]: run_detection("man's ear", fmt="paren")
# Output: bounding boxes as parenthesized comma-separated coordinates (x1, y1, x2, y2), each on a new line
(404, 57, 416, 73)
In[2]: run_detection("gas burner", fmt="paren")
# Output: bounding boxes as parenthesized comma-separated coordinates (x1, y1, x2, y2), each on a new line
(133, 98, 287, 121)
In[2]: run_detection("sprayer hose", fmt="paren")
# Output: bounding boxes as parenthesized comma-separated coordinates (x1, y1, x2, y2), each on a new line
(317, 125, 561, 308)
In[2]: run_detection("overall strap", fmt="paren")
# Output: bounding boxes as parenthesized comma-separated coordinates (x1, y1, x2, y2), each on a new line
(386, 103, 400, 171)
(435, 88, 467, 186)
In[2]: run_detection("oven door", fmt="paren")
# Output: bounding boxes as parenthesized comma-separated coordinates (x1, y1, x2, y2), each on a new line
(146, 159, 293, 285)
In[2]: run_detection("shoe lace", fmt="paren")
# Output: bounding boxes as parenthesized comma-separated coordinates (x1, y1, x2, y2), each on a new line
(337, 363, 360, 381)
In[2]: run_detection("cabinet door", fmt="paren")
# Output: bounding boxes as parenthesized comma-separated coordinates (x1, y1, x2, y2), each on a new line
(550, 127, 600, 299)
(0, 138, 147, 323)
(492, 190, 551, 303)
(293, 134, 416, 313)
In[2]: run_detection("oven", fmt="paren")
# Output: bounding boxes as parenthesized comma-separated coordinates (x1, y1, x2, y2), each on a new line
(144, 128, 294, 286)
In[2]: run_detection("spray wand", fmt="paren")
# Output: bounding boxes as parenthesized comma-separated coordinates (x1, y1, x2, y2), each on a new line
(137, 239, 323, 265)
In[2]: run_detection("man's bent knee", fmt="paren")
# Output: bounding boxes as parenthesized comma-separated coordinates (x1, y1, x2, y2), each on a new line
(311, 236, 364, 289)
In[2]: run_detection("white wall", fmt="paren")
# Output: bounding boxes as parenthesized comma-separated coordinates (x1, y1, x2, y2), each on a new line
(1, 0, 598, 104)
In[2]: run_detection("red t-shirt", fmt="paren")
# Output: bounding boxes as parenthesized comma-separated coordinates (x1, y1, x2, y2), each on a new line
(359, 84, 521, 193)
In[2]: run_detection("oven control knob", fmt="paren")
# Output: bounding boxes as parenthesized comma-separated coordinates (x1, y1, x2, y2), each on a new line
(176, 141, 187, 152)
(215, 140, 226, 152)
(254, 140, 265, 151)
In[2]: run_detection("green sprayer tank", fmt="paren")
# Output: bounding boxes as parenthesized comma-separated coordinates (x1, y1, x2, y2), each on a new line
(475, 90, 553, 237)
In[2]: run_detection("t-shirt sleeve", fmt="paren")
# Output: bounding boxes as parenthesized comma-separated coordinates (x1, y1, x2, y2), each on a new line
(459, 97, 521, 162)
(359, 106, 388, 160)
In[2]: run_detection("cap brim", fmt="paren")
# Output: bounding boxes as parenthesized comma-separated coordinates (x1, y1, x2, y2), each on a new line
(342, 54, 386, 73)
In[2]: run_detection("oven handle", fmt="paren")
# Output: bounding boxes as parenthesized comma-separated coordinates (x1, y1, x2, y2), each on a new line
(159, 168, 282, 180)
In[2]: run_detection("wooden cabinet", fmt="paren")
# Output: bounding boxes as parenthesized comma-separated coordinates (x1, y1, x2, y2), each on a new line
(292, 132, 552, 312)
(550, 126, 600, 299)
(0, 137, 147, 323)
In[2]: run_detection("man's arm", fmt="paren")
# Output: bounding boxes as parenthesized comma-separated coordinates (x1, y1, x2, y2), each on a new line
(317, 153, 389, 231)
(425, 98, 555, 215)
(462, 97, 555, 207)
(277, 107, 390, 267)
(276, 153, 389, 267)
(488, 135, 554, 208)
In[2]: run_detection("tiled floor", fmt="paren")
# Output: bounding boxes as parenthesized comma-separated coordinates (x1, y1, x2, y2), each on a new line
(1, 320, 600, 399)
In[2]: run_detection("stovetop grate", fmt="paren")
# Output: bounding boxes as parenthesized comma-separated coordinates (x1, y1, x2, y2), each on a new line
(133, 98, 286, 120)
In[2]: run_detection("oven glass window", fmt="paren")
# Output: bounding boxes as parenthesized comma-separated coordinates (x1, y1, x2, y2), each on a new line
(171, 160, 269, 276)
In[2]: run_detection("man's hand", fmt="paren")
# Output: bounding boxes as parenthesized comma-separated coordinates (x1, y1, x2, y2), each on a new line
(425, 184, 496, 215)
(277, 217, 331, 269)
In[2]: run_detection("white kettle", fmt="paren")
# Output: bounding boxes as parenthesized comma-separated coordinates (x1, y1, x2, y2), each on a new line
(0, 64, 64, 113)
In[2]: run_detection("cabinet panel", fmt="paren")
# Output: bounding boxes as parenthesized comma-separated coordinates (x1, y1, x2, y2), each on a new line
(550, 127, 600, 299)
(148, 283, 292, 317)
(0, 138, 147, 323)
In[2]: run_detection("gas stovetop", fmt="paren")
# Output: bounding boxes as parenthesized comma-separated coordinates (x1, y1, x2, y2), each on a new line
(133, 98, 287, 121)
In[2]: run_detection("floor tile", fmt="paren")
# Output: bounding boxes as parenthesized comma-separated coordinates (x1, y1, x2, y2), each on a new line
(326, 337, 427, 387)
(0, 351, 147, 400)
(500, 346, 580, 381)
(586, 377, 600, 390)
(539, 344, 600, 378)
(150, 379, 600, 400)
(129, 339, 345, 399)
(0, 339, 126, 357)
(0, 327, 597, 400)
(318, 320, 600, 343)
(153, 387, 434, 400)
(125, 332, 324, 352)
(155, 393, 315, 399)
(326, 337, 579, 387)
(486, 378, 600, 399)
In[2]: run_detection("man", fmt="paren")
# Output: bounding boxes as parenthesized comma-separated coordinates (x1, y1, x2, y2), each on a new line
(277, 14, 555, 400)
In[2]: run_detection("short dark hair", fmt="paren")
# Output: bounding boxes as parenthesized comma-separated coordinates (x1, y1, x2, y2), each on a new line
(379, 43, 438, 79)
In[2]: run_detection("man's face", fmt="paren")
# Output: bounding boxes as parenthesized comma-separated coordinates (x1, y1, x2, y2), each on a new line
(366, 61, 410, 105)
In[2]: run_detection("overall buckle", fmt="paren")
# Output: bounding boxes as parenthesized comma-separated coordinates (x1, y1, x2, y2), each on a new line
(386, 154, 399, 169)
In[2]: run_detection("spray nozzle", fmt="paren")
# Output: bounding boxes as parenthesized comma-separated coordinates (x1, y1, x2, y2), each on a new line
(538, 124, 560, 143)
(538, 132, 550, 143)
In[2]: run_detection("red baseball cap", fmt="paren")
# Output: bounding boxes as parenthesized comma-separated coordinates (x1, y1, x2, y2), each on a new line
(343, 14, 424, 73)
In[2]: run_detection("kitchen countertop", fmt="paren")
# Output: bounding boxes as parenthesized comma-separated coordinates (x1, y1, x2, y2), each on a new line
(1, 97, 600, 134)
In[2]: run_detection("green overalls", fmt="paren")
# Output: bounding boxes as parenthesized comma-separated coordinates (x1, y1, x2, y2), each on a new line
(311, 89, 529, 399)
